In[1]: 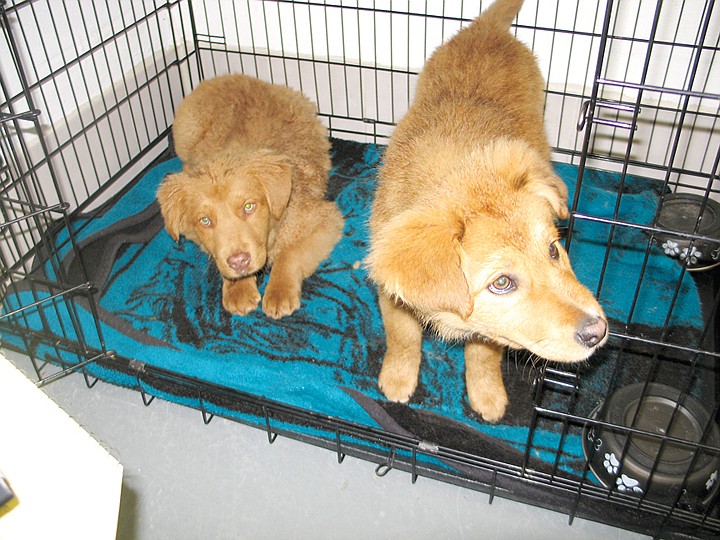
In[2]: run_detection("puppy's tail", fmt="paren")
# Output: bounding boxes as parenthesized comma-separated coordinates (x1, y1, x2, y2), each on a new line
(480, 0, 525, 29)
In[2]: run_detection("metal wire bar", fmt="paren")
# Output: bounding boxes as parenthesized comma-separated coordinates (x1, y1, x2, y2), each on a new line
(34, 350, 107, 387)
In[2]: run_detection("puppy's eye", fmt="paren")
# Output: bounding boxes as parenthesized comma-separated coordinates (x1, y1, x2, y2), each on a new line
(244, 202, 256, 214)
(549, 242, 559, 260)
(199, 216, 212, 227)
(489, 275, 515, 295)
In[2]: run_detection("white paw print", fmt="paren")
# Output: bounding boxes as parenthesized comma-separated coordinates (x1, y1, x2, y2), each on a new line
(662, 240, 680, 256)
(706, 470, 718, 492)
(679, 245, 702, 265)
(616, 474, 643, 494)
(603, 452, 620, 475)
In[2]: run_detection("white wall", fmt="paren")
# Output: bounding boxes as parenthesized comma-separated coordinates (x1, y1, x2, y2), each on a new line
(190, 0, 720, 190)
(2, 0, 719, 217)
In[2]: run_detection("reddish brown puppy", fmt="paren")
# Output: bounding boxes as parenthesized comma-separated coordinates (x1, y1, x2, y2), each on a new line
(158, 75, 343, 319)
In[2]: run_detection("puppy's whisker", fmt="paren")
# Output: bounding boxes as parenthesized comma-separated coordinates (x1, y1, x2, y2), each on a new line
(522, 352, 543, 381)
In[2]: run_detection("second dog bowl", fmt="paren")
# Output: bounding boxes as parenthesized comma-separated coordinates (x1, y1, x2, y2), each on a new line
(655, 193, 720, 269)
(583, 383, 720, 507)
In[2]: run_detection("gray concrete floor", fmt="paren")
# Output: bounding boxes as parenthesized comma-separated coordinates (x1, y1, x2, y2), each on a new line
(5, 349, 650, 540)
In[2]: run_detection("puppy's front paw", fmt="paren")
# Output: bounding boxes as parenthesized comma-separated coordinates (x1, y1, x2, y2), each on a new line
(467, 386, 508, 423)
(378, 357, 419, 403)
(262, 282, 301, 319)
(222, 278, 261, 315)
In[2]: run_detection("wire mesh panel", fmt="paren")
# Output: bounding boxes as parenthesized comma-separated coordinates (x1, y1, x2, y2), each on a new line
(0, 1, 108, 384)
(0, 0, 719, 538)
(0, 0, 195, 214)
(528, 1, 720, 536)
(0, 0, 194, 381)
(188, 0, 618, 146)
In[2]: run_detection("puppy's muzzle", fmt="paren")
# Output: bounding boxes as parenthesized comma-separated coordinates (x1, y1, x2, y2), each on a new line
(227, 251, 252, 274)
(577, 316, 608, 348)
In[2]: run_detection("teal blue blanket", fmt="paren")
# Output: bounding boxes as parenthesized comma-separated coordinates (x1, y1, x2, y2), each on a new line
(1, 139, 703, 479)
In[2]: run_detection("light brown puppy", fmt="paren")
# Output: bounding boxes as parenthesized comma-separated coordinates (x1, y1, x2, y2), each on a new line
(367, 0, 608, 422)
(158, 75, 344, 319)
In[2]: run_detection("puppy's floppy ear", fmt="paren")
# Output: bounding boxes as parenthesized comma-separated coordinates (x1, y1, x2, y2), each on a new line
(528, 171, 570, 219)
(247, 154, 292, 220)
(488, 139, 569, 220)
(157, 172, 191, 241)
(524, 167, 570, 220)
(367, 209, 472, 319)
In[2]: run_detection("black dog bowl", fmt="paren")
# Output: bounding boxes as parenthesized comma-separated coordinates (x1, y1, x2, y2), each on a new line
(655, 193, 720, 269)
(583, 383, 720, 507)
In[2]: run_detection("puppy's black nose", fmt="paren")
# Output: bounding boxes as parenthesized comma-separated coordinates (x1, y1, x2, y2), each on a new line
(577, 316, 608, 348)
(227, 252, 251, 272)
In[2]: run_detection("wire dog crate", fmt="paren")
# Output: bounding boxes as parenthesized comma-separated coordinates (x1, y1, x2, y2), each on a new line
(1, 1, 719, 538)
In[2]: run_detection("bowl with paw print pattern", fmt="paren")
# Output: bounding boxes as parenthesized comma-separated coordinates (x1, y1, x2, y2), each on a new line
(583, 383, 720, 508)
(655, 193, 720, 270)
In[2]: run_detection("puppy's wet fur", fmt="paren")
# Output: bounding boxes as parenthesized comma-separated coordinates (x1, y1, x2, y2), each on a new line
(367, 0, 608, 422)
(158, 75, 343, 319)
